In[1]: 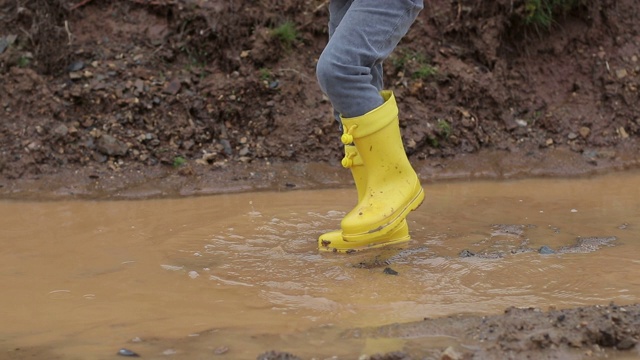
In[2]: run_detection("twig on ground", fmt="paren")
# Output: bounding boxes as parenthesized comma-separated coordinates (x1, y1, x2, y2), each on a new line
(69, 0, 93, 11)
(64, 20, 73, 45)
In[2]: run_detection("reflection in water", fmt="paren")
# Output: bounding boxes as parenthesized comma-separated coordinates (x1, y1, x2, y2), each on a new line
(0, 171, 639, 358)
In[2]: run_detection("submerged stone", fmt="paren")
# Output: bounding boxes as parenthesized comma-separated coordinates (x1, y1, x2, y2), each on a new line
(117, 348, 139, 357)
(383, 267, 399, 275)
(539, 246, 556, 254)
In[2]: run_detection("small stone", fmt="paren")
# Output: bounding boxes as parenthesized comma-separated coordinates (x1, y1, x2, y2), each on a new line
(571, 209, 578, 213)
(459, 249, 475, 258)
(615, 68, 628, 79)
(27, 141, 40, 151)
(162, 78, 181, 95)
(257, 351, 301, 360)
(383, 267, 398, 275)
(618, 127, 629, 139)
(238, 147, 250, 156)
(97, 134, 129, 156)
(0, 34, 17, 54)
(220, 139, 232, 155)
(67, 60, 85, 72)
(134, 79, 145, 94)
(213, 346, 229, 355)
(117, 348, 139, 357)
(567, 132, 578, 140)
(441, 346, 461, 360)
(182, 140, 194, 150)
(545, 138, 554, 146)
(53, 124, 69, 137)
(617, 337, 637, 350)
(579, 126, 591, 138)
(539, 246, 556, 254)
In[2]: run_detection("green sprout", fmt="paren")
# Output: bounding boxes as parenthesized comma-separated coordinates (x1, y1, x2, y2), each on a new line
(524, 0, 584, 28)
(391, 51, 437, 79)
(437, 119, 452, 138)
(413, 64, 438, 79)
(271, 21, 298, 48)
(17, 56, 31, 68)
(259, 68, 272, 81)
(173, 156, 186, 167)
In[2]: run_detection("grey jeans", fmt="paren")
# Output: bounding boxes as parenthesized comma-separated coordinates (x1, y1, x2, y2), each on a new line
(316, 0, 424, 122)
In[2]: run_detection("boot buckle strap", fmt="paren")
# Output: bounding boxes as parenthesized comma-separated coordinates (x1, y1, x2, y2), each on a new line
(340, 125, 358, 145)
(341, 151, 356, 168)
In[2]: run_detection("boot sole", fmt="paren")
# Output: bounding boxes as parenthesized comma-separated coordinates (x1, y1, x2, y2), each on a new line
(323, 235, 411, 254)
(318, 220, 411, 253)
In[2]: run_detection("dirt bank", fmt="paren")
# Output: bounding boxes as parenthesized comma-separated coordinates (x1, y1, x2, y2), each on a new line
(1, 0, 639, 197)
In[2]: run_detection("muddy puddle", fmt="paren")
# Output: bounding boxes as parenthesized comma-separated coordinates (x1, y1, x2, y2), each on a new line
(1, 171, 640, 359)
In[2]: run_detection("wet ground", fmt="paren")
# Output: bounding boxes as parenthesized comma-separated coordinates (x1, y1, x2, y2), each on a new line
(2, 170, 639, 359)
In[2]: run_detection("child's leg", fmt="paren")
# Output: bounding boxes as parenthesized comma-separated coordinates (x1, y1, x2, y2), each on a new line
(326, 0, 382, 124)
(317, 0, 423, 119)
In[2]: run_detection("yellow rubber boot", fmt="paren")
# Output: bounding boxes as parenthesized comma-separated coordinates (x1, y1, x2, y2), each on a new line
(339, 91, 424, 244)
(318, 145, 409, 253)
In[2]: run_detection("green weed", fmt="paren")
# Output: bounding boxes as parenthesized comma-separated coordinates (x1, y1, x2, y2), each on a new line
(524, 0, 584, 28)
(17, 55, 30, 68)
(437, 119, 452, 138)
(179, 45, 209, 78)
(271, 21, 298, 48)
(259, 68, 272, 81)
(412, 64, 438, 80)
(173, 156, 186, 167)
(391, 51, 437, 79)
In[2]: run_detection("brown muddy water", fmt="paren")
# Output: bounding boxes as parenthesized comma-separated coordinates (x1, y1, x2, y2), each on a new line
(1, 171, 640, 359)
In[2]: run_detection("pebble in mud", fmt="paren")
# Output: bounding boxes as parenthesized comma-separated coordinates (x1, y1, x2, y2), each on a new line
(256, 350, 302, 360)
(383, 267, 399, 275)
(538, 246, 556, 254)
(213, 346, 229, 355)
(459, 249, 475, 258)
(117, 348, 140, 357)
